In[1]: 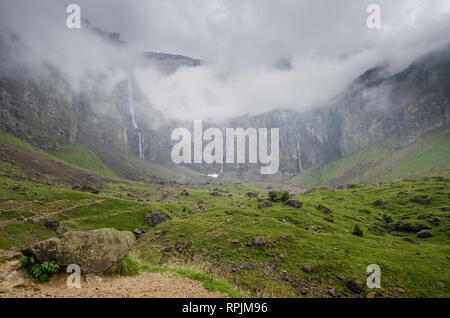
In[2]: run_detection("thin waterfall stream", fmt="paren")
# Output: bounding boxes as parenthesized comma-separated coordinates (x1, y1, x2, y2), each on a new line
(127, 65, 144, 159)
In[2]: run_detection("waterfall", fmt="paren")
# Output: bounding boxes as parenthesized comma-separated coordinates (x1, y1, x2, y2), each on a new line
(127, 65, 144, 160)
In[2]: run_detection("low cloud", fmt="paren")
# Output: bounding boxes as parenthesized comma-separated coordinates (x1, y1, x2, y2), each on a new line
(1, 0, 449, 121)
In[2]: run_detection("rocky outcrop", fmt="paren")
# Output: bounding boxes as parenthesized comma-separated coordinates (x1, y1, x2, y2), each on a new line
(284, 199, 303, 209)
(385, 221, 431, 233)
(145, 210, 171, 227)
(22, 228, 135, 273)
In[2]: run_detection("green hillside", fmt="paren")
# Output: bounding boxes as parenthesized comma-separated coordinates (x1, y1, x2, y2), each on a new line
(0, 173, 449, 297)
(50, 142, 117, 178)
(291, 128, 450, 188)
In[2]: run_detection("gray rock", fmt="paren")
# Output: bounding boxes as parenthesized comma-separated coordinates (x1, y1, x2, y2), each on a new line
(410, 195, 432, 205)
(253, 236, 267, 246)
(372, 199, 384, 206)
(145, 210, 171, 227)
(328, 288, 338, 297)
(417, 230, 432, 238)
(257, 201, 272, 209)
(346, 279, 365, 294)
(22, 228, 135, 273)
(302, 264, 314, 273)
(284, 200, 303, 209)
(317, 205, 332, 214)
(132, 229, 146, 240)
(0, 249, 21, 261)
(44, 219, 59, 231)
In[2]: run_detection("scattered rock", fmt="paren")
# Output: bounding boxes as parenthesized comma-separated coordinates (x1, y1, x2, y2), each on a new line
(85, 274, 103, 283)
(209, 191, 222, 197)
(229, 239, 240, 244)
(22, 228, 135, 273)
(253, 236, 267, 247)
(317, 205, 332, 214)
(302, 264, 314, 273)
(0, 270, 25, 293)
(430, 217, 440, 224)
(284, 200, 303, 209)
(418, 213, 432, 220)
(145, 210, 171, 227)
(337, 274, 346, 280)
(44, 219, 59, 231)
(132, 229, 146, 240)
(0, 249, 21, 261)
(410, 195, 432, 205)
(56, 225, 71, 235)
(417, 230, 432, 238)
(386, 221, 430, 233)
(440, 206, 450, 212)
(328, 288, 338, 297)
(24, 217, 40, 224)
(346, 279, 365, 294)
(372, 199, 384, 206)
(180, 190, 189, 196)
(257, 201, 272, 209)
(280, 234, 289, 240)
(438, 281, 446, 288)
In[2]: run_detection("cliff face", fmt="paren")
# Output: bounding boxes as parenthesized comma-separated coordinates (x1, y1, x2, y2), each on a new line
(0, 30, 448, 179)
(213, 47, 450, 176)
(0, 74, 77, 150)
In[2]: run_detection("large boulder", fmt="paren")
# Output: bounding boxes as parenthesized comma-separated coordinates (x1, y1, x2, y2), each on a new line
(145, 210, 171, 227)
(22, 228, 135, 273)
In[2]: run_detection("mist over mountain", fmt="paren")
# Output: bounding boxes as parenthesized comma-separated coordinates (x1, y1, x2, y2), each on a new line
(0, 0, 449, 185)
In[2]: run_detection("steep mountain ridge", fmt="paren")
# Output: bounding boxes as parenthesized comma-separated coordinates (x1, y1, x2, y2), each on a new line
(0, 26, 449, 186)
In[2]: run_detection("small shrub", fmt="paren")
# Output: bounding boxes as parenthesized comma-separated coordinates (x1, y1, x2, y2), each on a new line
(20, 255, 36, 269)
(382, 214, 394, 223)
(104, 254, 140, 276)
(352, 224, 363, 237)
(268, 191, 290, 202)
(279, 191, 290, 202)
(21, 256, 60, 282)
(268, 191, 278, 202)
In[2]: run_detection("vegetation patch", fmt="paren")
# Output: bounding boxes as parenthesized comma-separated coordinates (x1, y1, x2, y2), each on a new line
(104, 254, 140, 276)
(20, 255, 60, 283)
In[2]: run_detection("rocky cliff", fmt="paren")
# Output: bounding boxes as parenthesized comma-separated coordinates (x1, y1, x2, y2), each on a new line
(0, 26, 448, 181)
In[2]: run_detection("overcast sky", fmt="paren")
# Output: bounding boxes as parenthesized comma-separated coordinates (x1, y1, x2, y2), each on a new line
(1, 0, 450, 120)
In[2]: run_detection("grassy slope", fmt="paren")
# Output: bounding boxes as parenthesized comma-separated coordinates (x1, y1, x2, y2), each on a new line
(291, 128, 450, 187)
(49, 142, 117, 178)
(1, 129, 449, 298)
(1, 174, 449, 297)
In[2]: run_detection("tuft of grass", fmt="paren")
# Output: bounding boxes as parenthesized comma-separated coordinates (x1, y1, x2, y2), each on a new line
(104, 254, 140, 276)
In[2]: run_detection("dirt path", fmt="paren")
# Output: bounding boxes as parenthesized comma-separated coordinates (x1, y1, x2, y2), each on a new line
(1, 271, 224, 298)
(0, 199, 105, 227)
